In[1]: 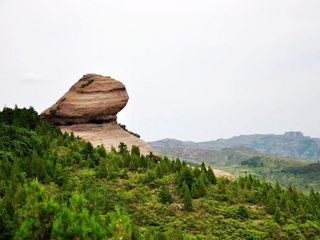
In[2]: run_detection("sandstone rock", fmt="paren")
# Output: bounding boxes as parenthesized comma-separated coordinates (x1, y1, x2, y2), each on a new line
(60, 122, 154, 155)
(41, 74, 129, 125)
(41, 74, 154, 155)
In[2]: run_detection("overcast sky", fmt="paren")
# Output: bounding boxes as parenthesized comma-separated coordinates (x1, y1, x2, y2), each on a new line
(1, 0, 320, 141)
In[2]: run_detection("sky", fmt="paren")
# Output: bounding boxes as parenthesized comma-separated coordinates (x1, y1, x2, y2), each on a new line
(1, 0, 320, 142)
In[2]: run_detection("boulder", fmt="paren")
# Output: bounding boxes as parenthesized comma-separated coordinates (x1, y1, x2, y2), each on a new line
(41, 74, 129, 125)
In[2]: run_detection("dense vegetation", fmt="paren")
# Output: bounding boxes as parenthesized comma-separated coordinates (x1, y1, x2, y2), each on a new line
(155, 143, 320, 192)
(1, 107, 320, 239)
(222, 155, 320, 192)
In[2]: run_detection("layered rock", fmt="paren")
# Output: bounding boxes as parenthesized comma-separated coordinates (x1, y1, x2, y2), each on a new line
(41, 74, 129, 125)
(41, 74, 153, 155)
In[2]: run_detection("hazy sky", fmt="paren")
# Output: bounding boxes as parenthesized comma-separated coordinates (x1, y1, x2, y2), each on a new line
(1, 0, 320, 141)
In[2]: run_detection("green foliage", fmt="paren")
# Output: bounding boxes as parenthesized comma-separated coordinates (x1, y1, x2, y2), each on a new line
(80, 79, 94, 88)
(273, 207, 285, 225)
(52, 193, 105, 239)
(0, 106, 39, 129)
(119, 124, 141, 138)
(206, 166, 217, 184)
(236, 205, 249, 219)
(241, 156, 265, 167)
(1, 107, 320, 239)
(158, 186, 173, 204)
(14, 180, 58, 240)
(182, 182, 193, 211)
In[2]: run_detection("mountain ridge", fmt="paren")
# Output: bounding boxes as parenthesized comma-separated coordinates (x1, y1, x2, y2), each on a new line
(150, 131, 320, 160)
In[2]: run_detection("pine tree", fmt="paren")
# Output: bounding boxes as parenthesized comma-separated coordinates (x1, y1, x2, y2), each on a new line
(96, 145, 107, 158)
(273, 207, 285, 224)
(191, 182, 199, 198)
(197, 178, 207, 197)
(284, 201, 292, 220)
(129, 156, 138, 171)
(199, 172, 209, 186)
(174, 158, 182, 172)
(156, 164, 164, 178)
(30, 150, 47, 181)
(177, 167, 193, 189)
(182, 182, 193, 211)
(266, 191, 277, 214)
(131, 145, 140, 157)
(158, 186, 173, 204)
(201, 162, 207, 173)
(207, 166, 217, 184)
(193, 167, 201, 178)
(118, 142, 128, 155)
(83, 142, 94, 156)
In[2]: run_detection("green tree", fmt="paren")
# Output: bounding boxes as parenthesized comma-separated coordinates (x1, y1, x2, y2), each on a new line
(177, 167, 193, 189)
(182, 182, 193, 211)
(156, 164, 164, 178)
(207, 166, 217, 184)
(191, 182, 199, 198)
(158, 186, 173, 204)
(14, 180, 58, 240)
(118, 142, 129, 155)
(197, 177, 207, 197)
(201, 162, 207, 173)
(273, 207, 285, 225)
(174, 158, 182, 172)
(131, 145, 141, 158)
(51, 193, 105, 239)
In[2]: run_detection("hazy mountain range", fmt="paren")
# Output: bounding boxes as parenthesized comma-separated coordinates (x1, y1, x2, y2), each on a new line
(150, 132, 320, 191)
(150, 131, 320, 162)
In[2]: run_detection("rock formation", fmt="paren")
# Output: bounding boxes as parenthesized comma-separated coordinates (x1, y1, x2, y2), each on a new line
(41, 74, 129, 125)
(41, 74, 153, 155)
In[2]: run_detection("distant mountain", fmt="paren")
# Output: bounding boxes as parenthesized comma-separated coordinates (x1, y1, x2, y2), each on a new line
(149, 132, 320, 160)
(150, 132, 320, 191)
(150, 145, 261, 167)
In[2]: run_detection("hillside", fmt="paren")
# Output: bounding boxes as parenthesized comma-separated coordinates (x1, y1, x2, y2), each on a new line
(221, 155, 320, 192)
(151, 145, 261, 167)
(150, 132, 320, 160)
(150, 139, 320, 192)
(1, 107, 320, 239)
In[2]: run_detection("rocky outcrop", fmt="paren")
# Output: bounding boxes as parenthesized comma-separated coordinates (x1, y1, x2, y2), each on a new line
(41, 74, 153, 155)
(60, 122, 154, 155)
(41, 74, 129, 125)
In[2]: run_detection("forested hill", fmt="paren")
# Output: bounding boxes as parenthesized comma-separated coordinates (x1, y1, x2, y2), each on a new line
(150, 132, 320, 160)
(1, 107, 320, 239)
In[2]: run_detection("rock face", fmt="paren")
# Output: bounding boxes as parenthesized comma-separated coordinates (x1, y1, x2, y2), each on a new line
(60, 123, 154, 155)
(41, 74, 153, 155)
(41, 74, 129, 125)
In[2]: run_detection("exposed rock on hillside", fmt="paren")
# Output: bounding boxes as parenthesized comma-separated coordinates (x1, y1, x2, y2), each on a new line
(41, 74, 129, 125)
(61, 122, 153, 155)
(41, 74, 153, 155)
